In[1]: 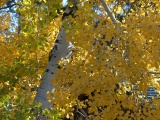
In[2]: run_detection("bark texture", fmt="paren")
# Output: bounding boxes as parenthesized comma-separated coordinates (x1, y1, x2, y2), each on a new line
(34, 0, 78, 110)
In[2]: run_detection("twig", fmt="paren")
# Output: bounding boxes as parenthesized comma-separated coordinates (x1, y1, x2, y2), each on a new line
(79, 108, 88, 120)
(77, 110, 85, 117)
(75, 100, 88, 120)
(148, 71, 160, 74)
(100, 0, 117, 24)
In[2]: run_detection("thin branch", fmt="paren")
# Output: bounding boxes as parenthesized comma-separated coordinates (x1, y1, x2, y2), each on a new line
(77, 110, 85, 117)
(75, 100, 88, 120)
(148, 71, 160, 74)
(100, 0, 117, 24)
(0, 3, 18, 10)
(79, 108, 88, 120)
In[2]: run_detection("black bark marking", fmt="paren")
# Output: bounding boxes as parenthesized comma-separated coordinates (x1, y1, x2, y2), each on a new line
(51, 72, 54, 75)
(57, 65, 61, 69)
(54, 45, 58, 50)
(55, 39, 61, 43)
(49, 54, 53, 61)
(46, 69, 49, 72)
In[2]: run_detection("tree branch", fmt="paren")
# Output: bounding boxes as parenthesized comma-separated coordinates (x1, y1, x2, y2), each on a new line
(75, 100, 88, 120)
(148, 71, 160, 74)
(0, 4, 17, 10)
(79, 108, 88, 120)
(100, 0, 117, 24)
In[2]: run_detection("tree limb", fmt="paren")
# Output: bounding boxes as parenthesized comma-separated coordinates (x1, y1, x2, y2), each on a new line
(100, 0, 117, 24)
(0, 4, 17, 10)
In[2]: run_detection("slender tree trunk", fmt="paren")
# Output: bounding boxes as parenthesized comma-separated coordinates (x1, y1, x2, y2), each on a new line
(34, 26, 73, 109)
(34, 0, 78, 110)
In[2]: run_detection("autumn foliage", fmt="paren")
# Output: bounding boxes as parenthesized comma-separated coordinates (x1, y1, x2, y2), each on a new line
(0, 0, 160, 119)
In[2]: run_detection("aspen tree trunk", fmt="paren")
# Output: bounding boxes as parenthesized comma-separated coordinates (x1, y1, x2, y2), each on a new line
(34, 27, 72, 109)
(34, 0, 78, 110)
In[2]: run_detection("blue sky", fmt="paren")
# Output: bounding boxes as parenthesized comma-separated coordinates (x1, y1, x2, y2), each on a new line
(62, 0, 68, 7)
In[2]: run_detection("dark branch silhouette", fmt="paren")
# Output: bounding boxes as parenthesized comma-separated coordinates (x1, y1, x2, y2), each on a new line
(0, 3, 18, 10)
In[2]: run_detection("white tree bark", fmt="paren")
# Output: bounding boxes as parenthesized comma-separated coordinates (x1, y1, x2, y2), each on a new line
(34, 0, 78, 110)
(34, 27, 73, 109)
(100, 0, 117, 24)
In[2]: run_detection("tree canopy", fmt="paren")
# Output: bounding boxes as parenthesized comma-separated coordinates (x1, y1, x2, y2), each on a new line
(0, 0, 160, 119)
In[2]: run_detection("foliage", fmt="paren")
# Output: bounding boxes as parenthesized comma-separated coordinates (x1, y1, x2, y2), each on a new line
(0, 0, 62, 119)
(52, 0, 160, 119)
(0, 0, 160, 119)
(0, 0, 8, 7)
